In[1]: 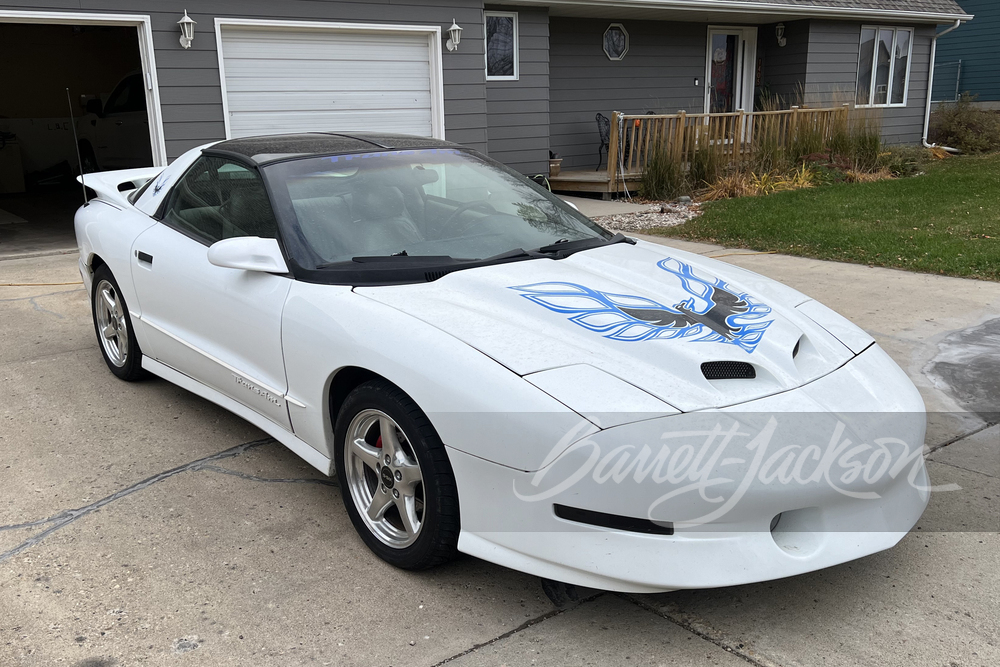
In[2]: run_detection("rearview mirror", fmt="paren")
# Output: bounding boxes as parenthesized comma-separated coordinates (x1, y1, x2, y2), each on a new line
(86, 98, 103, 117)
(207, 237, 288, 274)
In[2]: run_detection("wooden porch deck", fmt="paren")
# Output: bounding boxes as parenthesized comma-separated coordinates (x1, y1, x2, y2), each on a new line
(548, 106, 850, 198)
(547, 169, 641, 197)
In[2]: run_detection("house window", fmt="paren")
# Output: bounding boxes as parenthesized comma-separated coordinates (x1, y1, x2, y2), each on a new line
(486, 11, 518, 80)
(856, 26, 912, 106)
(603, 24, 629, 61)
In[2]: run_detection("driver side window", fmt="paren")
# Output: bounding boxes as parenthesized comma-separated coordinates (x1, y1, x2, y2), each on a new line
(160, 156, 279, 245)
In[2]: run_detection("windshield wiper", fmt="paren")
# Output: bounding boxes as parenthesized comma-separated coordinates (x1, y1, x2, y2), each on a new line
(480, 247, 536, 262)
(314, 255, 454, 270)
(535, 233, 635, 257)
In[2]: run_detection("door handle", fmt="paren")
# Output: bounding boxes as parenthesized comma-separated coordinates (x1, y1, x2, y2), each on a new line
(136, 250, 153, 265)
(115, 120, 124, 126)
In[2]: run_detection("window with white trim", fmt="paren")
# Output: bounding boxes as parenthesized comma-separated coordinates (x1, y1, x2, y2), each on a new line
(856, 26, 913, 107)
(485, 11, 518, 80)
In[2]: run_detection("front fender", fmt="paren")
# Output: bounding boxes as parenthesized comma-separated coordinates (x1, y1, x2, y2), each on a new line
(281, 281, 586, 470)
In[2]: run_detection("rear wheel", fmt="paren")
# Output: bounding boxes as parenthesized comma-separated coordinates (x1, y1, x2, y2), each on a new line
(91, 266, 144, 381)
(335, 379, 459, 569)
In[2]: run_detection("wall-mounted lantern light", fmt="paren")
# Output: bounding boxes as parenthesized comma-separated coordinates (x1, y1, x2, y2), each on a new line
(776, 23, 787, 47)
(446, 19, 463, 52)
(178, 10, 196, 49)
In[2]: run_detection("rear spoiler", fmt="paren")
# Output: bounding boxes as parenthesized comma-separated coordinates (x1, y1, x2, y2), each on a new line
(77, 166, 163, 208)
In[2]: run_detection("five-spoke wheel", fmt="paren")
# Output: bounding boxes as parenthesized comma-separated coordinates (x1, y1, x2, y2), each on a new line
(344, 409, 425, 548)
(91, 265, 144, 381)
(95, 278, 129, 368)
(335, 379, 459, 569)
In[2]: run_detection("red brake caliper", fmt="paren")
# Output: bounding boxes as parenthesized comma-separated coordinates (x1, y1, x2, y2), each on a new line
(375, 436, 383, 449)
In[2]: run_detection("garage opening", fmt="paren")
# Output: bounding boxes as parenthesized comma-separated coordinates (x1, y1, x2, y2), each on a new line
(0, 22, 154, 256)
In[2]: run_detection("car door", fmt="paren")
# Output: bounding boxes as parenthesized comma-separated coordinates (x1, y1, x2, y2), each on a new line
(130, 155, 293, 429)
(95, 74, 153, 169)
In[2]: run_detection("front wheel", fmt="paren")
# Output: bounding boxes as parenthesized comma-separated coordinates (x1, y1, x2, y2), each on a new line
(91, 266, 145, 381)
(334, 379, 459, 570)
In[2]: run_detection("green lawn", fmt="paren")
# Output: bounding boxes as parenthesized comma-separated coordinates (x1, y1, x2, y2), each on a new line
(654, 153, 1000, 281)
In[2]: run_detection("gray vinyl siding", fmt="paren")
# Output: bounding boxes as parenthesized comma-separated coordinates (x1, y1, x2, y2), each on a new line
(549, 17, 707, 171)
(0, 0, 488, 161)
(804, 20, 932, 144)
(759, 20, 809, 107)
(485, 5, 549, 175)
(802, 20, 861, 107)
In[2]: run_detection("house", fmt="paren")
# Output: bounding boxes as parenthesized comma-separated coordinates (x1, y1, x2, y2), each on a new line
(931, 0, 997, 107)
(0, 0, 973, 195)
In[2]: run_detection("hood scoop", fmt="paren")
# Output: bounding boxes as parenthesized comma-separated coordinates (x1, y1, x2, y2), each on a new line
(701, 361, 756, 380)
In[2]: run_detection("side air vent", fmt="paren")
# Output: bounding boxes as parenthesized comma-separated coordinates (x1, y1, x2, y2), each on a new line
(701, 360, 756, 380)
(554, 504, 674, 535)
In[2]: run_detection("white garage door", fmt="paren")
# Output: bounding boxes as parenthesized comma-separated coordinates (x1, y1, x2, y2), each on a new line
(218, 23, 443, 139)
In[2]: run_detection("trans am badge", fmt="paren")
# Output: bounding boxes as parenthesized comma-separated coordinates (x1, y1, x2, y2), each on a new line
(510, 258, 774, 353)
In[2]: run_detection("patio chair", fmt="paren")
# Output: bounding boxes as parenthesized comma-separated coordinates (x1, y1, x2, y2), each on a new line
(596, 112, 611, 171)
(596, 112, 633, 171)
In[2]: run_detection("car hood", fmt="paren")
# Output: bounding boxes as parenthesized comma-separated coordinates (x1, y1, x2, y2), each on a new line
(355, 240, 859, 413)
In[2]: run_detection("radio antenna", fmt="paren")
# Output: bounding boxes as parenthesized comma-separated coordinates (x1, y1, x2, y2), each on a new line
(66, 87, 89, 206)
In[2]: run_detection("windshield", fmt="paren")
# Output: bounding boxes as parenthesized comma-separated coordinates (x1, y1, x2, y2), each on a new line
(263, 148, 611, 271)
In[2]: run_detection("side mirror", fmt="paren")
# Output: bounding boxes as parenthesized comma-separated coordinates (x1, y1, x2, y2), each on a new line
(86, 98, 103, 117)
(564, 200, 580, 212)
(207, 237, 288, 274)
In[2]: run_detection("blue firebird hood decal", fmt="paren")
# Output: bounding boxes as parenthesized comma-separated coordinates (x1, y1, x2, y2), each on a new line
(510, 258, 774, 353)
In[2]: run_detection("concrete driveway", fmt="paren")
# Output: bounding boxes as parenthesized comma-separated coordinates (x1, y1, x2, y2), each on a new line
(1, 240, 996, 667)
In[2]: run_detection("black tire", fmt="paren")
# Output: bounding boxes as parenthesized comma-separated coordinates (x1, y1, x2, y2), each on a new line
(334, 379, 460, 570)
(91, 265, 145, 381)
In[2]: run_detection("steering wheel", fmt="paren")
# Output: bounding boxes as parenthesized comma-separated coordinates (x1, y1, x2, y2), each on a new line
(441, 200, 497, 234)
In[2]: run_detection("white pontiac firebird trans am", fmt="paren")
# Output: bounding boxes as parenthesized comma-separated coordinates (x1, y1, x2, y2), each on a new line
(75, 133, 931, 593)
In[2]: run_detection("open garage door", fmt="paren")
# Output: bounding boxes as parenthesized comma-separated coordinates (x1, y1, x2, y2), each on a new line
(0, 13, 164, 257)
(217, 21, 445, 140)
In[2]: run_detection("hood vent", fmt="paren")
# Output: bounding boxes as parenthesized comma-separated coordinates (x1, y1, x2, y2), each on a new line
(701, 361, 756, 380)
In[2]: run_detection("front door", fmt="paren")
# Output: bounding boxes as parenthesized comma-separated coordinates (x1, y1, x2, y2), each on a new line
(705, 27, 757, 114)
(130, 155, 292, 429)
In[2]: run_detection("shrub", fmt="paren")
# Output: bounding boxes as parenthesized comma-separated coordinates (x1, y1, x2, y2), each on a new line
(703, 172, 754, 201)
(702, 165, 815, 201)
(641, 145, 689, 200)
(828, 109, 882, 172)
(689, 146, 723, 188)
(878, 146, 930, 177)
(929, 95, 1000, 154)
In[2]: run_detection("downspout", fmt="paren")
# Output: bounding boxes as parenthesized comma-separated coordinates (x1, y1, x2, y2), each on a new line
(922, 19, 963, 150)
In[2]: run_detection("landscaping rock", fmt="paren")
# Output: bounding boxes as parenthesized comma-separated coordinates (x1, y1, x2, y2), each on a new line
(591, 201, 701, 232)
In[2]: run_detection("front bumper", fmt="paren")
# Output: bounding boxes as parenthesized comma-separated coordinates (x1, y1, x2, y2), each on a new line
(451, 344, 930, 592)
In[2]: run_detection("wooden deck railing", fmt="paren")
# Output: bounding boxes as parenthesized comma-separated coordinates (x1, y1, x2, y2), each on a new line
(607, 105, 851, 189)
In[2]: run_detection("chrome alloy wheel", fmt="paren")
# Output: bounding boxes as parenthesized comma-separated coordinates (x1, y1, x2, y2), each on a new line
(95, 279, 129, 368)
(344, 409, 425, 548)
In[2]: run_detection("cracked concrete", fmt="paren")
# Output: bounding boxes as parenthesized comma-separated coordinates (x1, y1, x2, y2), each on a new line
(0, 438, 276, 565)
(2, 248, 998, 666)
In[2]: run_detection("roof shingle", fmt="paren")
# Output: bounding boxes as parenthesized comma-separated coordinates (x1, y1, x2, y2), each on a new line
(730, 0, 968, 17)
